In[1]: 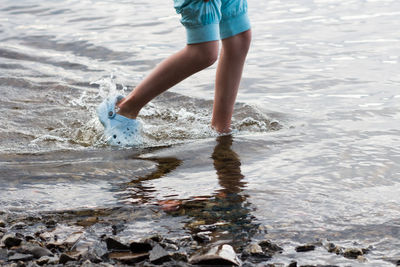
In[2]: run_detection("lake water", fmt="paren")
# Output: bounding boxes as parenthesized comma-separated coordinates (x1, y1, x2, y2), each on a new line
(0, 0, 399, 266)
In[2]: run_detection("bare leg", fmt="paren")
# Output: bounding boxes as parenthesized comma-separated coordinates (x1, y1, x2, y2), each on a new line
(117, 41, 219, 119)
(211, 30, 252, 133)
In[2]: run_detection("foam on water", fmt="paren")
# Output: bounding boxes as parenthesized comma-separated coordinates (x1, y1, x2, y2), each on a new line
(0, 75, 280, 153)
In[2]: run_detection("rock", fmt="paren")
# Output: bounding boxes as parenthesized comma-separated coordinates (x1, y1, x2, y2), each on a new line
(10, 222, 26, 230)
(111, 223, 125, 235)
(149, 234, 163, 243)
(245, 243, 263, 255)
(8, 253, 34, 262)
(45, 220, 57, 229)
(193, 232, 212, 243)
(64, 231, 83, 247)
(164, 243, 179, 251)
(198, 224, 217, 231)
(17, 244, 53, 258)
(288, 261, 297, 267)
(357, 255, 367, 262)
(105, 237, 130, 251)
(59, 253, 76, 264)
(0, 248, 7, 260)
(38, 232, 52, 241)
(149, 244, 171, 264)
(324, 243, 343, 254)
(171, 251, 188, 262)
(295, 244, 316, 253)
(1, 234, 22, 248)
(189, 244, 241, 266)
(0, 220, 5, 228)
(259, 240, 283, 254)
(24, 235, 35, 242)
(108, 251, 149, 263)
(343, 248, 363, 259)
(130, 241, 153, 253)
(76, 217, 98, 227)
(35, 256, 50, 265)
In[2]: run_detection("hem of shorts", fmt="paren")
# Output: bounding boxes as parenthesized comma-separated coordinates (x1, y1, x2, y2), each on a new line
(220, 12, 251, 40)
(185, 23, 220, 44)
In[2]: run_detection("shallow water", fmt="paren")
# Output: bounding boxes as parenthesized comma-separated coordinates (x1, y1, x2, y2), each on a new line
(1, 0, 400, 265)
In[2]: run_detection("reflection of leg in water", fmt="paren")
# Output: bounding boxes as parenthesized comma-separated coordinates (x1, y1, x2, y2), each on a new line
(212, 135, 246, 196)
(165, 135, 258, 252)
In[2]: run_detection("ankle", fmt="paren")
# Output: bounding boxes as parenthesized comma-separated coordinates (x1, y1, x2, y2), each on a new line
(211, 123, 232, 134)
(117, 99, 138, 119)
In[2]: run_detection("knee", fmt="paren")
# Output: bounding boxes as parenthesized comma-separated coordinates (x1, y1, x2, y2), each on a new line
(187, 41, 219, 69)
(224, 30, 252, 57)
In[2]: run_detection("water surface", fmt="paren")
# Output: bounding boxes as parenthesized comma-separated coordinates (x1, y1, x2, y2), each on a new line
(1, 0, 400, 265)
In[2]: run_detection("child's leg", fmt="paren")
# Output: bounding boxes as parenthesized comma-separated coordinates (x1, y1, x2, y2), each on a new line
(211, 29, 252, 133)
(117, 41, 219, 119)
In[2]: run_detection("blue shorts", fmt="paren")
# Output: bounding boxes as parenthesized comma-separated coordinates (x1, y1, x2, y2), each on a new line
(174, 0, 251, 44)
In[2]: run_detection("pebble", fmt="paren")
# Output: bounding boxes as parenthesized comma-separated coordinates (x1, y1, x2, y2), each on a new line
(10, 222, 26, 230)
(108, 251, 149, 263)
(246, 243, 263, 255)
(149, 244, 171, 264)
(105, 237, 129, 251)
(8, 253, 34, 262)
(259, 240, 283, 254)
(1, 234, 22, 248)
(35, 256, 50, 265)
(59, 253, 76, 264)
(193, 231, 212, 243)
(17, 244, 53, 259)
(0, 248, 8, 260)
(295, 244, 316, 253)
(343, 248, 363, 259)
(130, 241, 153, 253)
(189, 244, 241, 266)
(171, 251, 188, 262)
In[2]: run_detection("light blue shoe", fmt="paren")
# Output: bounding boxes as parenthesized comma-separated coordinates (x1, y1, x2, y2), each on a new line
(97, 95, 142, 146)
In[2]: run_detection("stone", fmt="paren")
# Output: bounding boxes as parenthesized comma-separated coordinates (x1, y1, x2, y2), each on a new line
(108, 251, 149, 263)
(1, 234, 22, 248)
(288, 261, 297, 267)
(149, 244, 171, 264)
(189, 244, 241, 266)
(0, 249, 7, 260)
(105, 237, 130, 251)
(0, 220, 5, 228)
(8, 253, 34, 262)
(343, 248, 363, 259)
(295, 244, 316, 252)
(111, 223, 125, 235)
(259, 240, 283, 254)
(35, 256, 50, 265)
(171, 252, 188, 262)
(246, 243, 263, 255)
(64, 231, 83, 247)
(130, 241, 153, 253)
(10, 222, 26, 230)
(193, 232, 212, 243)
(324, 243, 343, 254)
(76, 217, 98, 227)
(38, 232, 52, 241)
(59, 253, 76, 264)
(17, 244, 53, 258)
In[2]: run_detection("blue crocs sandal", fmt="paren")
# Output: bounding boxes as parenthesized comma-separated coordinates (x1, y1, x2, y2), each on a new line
(97, 95, 142, 146)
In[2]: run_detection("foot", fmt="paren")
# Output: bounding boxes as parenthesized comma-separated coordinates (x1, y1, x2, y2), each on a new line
(97, 95, 142, 146)
(116, 98, 138, 120)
